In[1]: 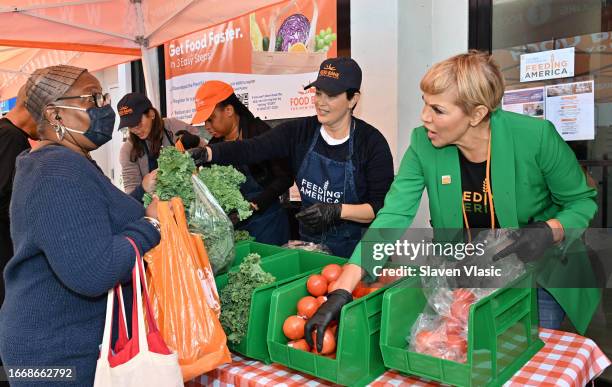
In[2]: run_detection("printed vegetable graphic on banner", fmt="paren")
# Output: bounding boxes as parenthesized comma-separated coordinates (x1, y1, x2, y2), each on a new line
(165, 0, 337, 122)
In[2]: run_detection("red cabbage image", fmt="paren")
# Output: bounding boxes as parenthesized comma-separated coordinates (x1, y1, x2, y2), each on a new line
(277, 14, 310, 51)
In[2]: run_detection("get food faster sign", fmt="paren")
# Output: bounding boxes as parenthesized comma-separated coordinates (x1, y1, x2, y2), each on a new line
(520, 47, 575, 82)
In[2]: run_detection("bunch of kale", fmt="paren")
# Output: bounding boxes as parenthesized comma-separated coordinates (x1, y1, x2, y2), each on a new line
(219, 253, 275, 344)
(198, 165, 253, 221)
(143, 147, 195, 207)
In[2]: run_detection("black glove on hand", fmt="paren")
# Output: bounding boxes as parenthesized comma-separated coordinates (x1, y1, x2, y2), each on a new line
(304, 289, 352, 353)
(228, 210, 240, 226)
(295, 203, 342, 233)
(176, 130, 201, 150)
(188, 146, 210, 167)
(493, 221, 555, 263)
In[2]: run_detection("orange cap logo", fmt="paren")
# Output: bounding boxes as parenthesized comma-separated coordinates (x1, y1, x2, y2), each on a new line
(320, 64, 340, 79)
(118, 106, 133, 116)
(195, 98, 206, 110)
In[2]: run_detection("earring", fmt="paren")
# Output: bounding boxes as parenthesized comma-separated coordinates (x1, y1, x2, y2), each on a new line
(53, 123, 66, 141)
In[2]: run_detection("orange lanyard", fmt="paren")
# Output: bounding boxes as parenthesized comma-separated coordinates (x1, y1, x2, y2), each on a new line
(461, 136, 495, 242)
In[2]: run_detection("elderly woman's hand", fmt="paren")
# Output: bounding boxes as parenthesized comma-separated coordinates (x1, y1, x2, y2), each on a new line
(145, 195, 160, 220)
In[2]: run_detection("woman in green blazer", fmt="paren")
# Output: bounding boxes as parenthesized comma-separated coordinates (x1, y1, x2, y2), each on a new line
(305, 51, 599, 353)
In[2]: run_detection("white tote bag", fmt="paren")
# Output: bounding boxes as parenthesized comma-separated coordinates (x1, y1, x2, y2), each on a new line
(93, 238, 183, 387)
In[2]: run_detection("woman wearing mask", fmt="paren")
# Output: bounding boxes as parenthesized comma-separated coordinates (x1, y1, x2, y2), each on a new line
(0, 65, 161, 386)
(190, 80, 292, 245)
(305, 51, 599, 353)
(117, 92, 203, 200)
(190, 58, 394, 257)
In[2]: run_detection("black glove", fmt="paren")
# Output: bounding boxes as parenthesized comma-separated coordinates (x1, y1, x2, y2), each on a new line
(493, 222, 555, 263)
(295, 203, 342, 233)
(176, 130, 201, 150)
(228, 210, 240, 226)
(188, 146, 210, 167)
(304, 289, 352, 352)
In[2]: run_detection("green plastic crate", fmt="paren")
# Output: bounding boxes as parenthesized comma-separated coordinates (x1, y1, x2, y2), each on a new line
(267, 276, 394, 386)
(380, 271, 544, 387)
(231, 240, 287, 268)
(217, 249, 346, 363)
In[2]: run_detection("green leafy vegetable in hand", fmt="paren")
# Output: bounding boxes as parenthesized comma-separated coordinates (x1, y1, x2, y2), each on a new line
(198, 165, 253, 221)
(143, 147, 195, 207)
(219, 253, 275, 344)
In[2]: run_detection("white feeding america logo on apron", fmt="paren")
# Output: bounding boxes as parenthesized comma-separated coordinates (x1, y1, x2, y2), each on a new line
(299, 179, 343, 203)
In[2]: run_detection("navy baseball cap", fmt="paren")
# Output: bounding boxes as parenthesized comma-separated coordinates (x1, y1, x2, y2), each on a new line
(117, 92, 153, 129)
(304, 57, 362, 95)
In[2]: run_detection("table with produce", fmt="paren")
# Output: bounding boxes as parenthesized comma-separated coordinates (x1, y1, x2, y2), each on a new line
(138, 146, 611, 386)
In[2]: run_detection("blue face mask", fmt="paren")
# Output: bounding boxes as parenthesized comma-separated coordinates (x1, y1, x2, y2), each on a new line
(54, 105, 116, 147)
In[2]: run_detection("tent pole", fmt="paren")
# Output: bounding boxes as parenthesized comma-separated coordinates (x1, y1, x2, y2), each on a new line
(140, 46, 160, 109)
(132, 0, 159, 108)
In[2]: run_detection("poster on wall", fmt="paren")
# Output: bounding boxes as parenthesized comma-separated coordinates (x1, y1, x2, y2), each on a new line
(502, 80, 595, 141)
(502, 87, 545, 118)
(164, 0, 338, 122)
(545, 80, 595, 141)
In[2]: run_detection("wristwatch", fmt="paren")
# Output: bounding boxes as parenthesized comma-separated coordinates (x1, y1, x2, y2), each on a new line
(143, 216, 161, 233)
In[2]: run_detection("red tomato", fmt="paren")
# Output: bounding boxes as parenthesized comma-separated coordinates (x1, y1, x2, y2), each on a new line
(446, 333, 468, 362)
(422, 347, 444, 357)
(321, 264, 342, 282)
(450, 299, 471, 323)
(324, 353, 336, 359)
(316, 296, 327, 306)
(311, 328, 336, 355)
(307, 274, 328, 297)
(297, 296, 319, 319)
(352, 282, 369, 298)
(453, 289, 476, 303)
(446, 334, 467, 352)
(329, 322, 338, 335)
(442, 317, 465, 336)
(283, 315, 306, 340)
(328, 280, 337, 293)
(414, 330, 433, 353)
(288, 339, 310, 352)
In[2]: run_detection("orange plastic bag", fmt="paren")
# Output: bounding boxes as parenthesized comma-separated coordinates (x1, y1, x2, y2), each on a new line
(175, 138, 185, 153)
(144, 197, 230, 381)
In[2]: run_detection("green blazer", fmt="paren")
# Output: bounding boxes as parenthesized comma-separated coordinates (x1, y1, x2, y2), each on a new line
(349, 109, 599, 334)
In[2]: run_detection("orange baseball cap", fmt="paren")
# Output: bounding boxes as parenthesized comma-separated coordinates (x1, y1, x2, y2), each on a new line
(191, 80, 235, 125)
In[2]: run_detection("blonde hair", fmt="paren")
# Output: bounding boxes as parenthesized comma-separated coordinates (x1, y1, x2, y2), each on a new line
(420, 50, 504, 115)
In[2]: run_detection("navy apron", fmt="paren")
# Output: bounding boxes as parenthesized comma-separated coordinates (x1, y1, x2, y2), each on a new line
(236, 164, 290, 245)
(295, 120, 365, 257)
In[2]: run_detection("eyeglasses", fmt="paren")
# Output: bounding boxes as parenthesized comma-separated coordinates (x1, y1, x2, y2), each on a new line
(55, 92, 111, 108)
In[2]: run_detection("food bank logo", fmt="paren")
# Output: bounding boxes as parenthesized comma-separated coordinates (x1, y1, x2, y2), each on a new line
(320, 64, 340, 79)
(520, 47, 574, 82)
(196, 98, 206, 109)
(299, 179, 342, 203)
(118, 106, 133, 116)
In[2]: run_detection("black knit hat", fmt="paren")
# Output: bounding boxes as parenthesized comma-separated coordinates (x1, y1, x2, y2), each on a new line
(24, 65, 86, 123)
